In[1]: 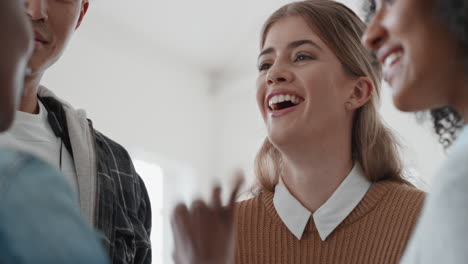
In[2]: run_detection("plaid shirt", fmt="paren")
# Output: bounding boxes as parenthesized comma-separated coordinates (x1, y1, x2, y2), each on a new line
(40, 93, 152, 264)
(93, 129, 152, 264)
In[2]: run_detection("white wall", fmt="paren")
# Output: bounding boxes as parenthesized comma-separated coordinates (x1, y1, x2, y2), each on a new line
(41, 10, 217, 181)
(41, 13, 221, 264)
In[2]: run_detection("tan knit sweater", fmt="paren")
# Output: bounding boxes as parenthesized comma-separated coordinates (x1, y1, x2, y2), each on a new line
(235, 181, 425, 264)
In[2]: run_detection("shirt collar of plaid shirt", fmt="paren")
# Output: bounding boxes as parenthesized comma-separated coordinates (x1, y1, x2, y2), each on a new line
(273, 163, 371, 241)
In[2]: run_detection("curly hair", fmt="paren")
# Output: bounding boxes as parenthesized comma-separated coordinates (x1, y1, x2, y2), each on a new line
(363, 0, 466, 148)
(429, 107, 464, 148)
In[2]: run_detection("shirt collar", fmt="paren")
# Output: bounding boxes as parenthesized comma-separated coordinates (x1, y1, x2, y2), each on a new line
(273, 163, 371, 241)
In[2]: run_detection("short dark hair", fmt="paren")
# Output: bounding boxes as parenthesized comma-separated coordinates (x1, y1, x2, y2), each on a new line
(362, 0, 466, 148)
(436, 0, 468, 65)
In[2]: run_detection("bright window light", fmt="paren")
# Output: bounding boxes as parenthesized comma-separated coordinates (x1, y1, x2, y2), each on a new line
(133, 159, 164, 264)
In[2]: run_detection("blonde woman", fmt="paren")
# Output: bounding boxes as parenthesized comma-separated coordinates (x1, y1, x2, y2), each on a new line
(171, 1, 424, 263)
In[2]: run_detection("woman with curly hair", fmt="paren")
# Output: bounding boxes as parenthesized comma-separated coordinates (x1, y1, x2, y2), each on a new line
(362, 0, 468, 262)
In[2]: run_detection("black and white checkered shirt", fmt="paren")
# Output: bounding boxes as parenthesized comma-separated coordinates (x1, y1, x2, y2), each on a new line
(41, 95, 152, 264)
(94, 130, 152, 264)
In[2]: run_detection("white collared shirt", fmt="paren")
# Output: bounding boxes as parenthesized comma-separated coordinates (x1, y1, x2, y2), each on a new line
(273, 163, 371, 241)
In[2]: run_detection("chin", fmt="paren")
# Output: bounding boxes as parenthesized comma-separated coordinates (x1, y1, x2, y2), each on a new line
(392, 97, 417, 112)
(267, 130, 291, 149)
(391, 81, 426, 112)
(268, 129, 306, 152)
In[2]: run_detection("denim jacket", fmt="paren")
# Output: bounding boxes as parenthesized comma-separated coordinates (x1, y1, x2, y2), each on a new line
(0, 148, 109, 264)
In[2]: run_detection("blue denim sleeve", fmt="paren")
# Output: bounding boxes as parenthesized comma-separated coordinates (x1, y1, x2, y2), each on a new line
(0, 149, 109, 264)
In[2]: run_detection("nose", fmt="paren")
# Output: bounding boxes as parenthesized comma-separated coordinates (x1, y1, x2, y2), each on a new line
(361, 14, 387, 51)
(266, 65, 294, 86)
(25, 0, 48, 22)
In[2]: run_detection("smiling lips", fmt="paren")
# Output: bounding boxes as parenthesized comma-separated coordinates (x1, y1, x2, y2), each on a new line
(383, 50, 403, 69)
(268, 93, 304, 112)
(380, 49, 404, 83)
(33, 31, 49, 47)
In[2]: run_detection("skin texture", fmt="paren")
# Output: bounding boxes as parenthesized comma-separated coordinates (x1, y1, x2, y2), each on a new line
(21, 0, 88, 114)
(171, 175, 244, 264)
(0, 0, 33, 131)
(170, 16, 374, 264)
(362, 0, 468, 119)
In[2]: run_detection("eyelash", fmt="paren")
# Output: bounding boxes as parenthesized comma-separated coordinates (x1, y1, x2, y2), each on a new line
(257, 54, 314, 72)
(258, 62, 272, 72)
(294, 54, 313, 62)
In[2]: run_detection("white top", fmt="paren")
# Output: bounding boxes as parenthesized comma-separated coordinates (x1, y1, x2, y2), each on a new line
(0, 102, 78, 192)
(400, 125, 468, 264)
(273, 163, 372, 240)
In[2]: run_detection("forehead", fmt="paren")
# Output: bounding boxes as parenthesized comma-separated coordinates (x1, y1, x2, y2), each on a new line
(263, 16, 324, 49)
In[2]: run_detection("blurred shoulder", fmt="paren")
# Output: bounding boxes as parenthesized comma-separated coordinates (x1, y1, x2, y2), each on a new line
(0, 148, 60, 179)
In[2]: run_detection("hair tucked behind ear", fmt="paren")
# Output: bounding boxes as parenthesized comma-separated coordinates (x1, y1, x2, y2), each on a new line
(253, 0, 411, 194)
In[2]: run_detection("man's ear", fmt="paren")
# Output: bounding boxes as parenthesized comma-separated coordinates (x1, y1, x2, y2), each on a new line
(345, 77, 374, 111)
(75, 0, 89, 30)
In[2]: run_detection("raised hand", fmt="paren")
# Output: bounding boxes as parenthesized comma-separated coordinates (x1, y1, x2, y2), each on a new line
(171, 174, 244, 264)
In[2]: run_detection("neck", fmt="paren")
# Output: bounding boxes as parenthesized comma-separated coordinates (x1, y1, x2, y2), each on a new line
(19, 72, 44, 114)
(279, 130, 354, 213)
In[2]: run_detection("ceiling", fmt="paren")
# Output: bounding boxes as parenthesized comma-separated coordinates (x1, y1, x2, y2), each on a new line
(87, 0, 364, 76)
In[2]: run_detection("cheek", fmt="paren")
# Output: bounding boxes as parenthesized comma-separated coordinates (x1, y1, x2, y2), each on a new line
(256, 77, 267, 119)
(303, 74, 337, 102)
(51, 6, 81, 43)
(301, 72, 349, 116)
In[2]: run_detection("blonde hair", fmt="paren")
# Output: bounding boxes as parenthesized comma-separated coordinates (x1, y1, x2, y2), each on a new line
(254, 0, 410, 193)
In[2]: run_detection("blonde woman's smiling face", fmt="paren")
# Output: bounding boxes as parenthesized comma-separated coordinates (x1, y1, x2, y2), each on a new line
(256, 16, 361, 147)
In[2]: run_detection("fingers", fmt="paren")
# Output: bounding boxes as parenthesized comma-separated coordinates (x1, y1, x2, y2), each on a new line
(171, 203, 192, 239)
(171, 203, 194, 264)
(172, 203, 190, 225)
(211, 185, 222, 209)
(228, 170, 245, 207)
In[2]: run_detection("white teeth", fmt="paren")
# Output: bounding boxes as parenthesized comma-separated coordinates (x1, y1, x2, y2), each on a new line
(268, 94, 303, 109)
(384, 51, 403, 68)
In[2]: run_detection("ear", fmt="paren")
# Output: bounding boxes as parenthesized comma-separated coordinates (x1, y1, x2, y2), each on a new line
(345, 77, 373, 111)
(75, 0, 89, 30)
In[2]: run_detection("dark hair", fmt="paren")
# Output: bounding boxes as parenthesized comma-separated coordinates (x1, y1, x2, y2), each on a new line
(363, 0, 466, 148)
(437, 0, 468, 58)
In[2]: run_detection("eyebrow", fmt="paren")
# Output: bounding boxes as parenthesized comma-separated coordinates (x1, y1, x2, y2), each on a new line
(258, 39, 322, 59)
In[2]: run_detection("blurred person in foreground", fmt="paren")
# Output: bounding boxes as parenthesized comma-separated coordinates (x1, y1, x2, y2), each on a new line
(362, 0, 468, 262)
(171, 1, 425, 263)
(0, 1, 152, 263)
(0, 0, 108, 263)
